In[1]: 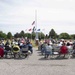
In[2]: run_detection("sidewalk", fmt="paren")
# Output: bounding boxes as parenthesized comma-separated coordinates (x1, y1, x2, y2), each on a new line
(0, 48, 75, 75)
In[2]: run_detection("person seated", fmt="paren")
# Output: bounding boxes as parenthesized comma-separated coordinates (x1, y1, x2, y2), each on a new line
(66, 42, 73, 54)
(0, 41, 4, 48)
(40, 42, 46, 55)
(72, 43, 75, 57)
(4, 42, 11, 57)
(13, 42, 20, 53)
(59, 43, 68, 58)
(0, 47, 4, 58)
(21, 42, 28, 53)
(27, 42, 33, 54)
(44, 43, 53, 58)
(12, 42, 20, 58)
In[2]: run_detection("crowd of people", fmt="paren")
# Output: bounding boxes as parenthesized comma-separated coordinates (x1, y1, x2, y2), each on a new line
(1, 37, 75, 59)
(0, 38, 33, 59)
(38, 39, 75, 59)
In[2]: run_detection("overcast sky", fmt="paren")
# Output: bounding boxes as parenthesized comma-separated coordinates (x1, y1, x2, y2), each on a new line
(0, 0, 75, 35)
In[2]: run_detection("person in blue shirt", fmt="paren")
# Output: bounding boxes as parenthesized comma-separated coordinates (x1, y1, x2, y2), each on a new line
(27, 42, 33, 54)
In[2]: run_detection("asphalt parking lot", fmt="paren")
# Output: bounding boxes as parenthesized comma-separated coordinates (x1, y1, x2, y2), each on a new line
(0, 48, 75, 75)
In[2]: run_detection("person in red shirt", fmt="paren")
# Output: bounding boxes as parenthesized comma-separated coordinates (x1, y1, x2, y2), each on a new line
(59, 43, 68, 58)
(0, 47, 4, 58)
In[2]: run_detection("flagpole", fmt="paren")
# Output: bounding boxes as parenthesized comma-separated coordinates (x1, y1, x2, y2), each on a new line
(35, 10, 39, 45)
(35, 10, 38, 39)
(35, 10, 37, 34)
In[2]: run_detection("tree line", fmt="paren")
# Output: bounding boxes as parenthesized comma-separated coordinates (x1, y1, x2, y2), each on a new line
(0, 29, 75, 40)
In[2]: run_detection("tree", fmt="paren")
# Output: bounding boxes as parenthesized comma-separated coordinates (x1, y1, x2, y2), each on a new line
(49, 29, 57, 39)
(59, 33, 71, 39)
(38, 32, 45, 40)
(45, 34, 48, 39)
(7, 32, 12, 39)
(32, 32, 36, 40)
(27, 33, 31, 39)
(14, 33, 20, 38)
(0, 31, 7, 39)
(70, 34, 75, 39)
(19, 30, 25, 38)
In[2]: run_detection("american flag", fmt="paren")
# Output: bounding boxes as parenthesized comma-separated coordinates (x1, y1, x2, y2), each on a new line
(28, 28, 32, 31)
(32, 21, 35, 25)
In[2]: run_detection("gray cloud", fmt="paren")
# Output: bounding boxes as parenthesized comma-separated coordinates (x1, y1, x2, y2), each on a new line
(0, 0, 75, 35)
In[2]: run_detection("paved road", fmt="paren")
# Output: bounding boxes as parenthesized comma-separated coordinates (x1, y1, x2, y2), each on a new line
(0, 48, 75, 75)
